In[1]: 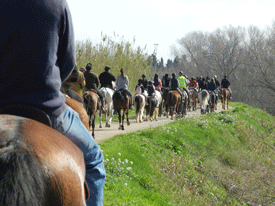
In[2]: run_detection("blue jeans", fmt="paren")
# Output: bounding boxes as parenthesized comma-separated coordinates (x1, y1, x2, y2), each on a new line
(125, 89, 132, 98)
(50, 105, 105, 206)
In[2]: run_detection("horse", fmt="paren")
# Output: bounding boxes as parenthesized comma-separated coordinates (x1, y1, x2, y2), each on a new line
(161, 87, 169, 116)
(98, 87, 114, 128)
(198, 89, 209, 114)
(133, 94, 146, 123)
(0, 113, 88, 206)
(145, 96, 157, 121)
(208, 91, 217, 113)
(221, 88, 230, 110)
(154, 90, 163, 120)
(113, 89, 131, 130)
(83, 90, 101, 137)
(166, 90, 181, 120)
(189, 88, 198, 111)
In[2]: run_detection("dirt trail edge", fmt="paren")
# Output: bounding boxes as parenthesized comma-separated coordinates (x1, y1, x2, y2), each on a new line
(92, 103, 231, 143)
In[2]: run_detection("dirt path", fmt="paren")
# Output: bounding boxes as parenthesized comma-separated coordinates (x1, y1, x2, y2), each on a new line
(92, 103, 230, 143)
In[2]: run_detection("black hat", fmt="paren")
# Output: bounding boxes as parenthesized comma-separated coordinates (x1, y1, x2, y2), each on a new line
(105, 66, 111, 71)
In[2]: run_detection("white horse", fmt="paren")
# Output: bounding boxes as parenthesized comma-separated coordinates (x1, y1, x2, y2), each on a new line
(153, 90, 163, 121)
(133, 94, 146, 123)
(98, 87, 114, 128)
(198, 89, 209, 114)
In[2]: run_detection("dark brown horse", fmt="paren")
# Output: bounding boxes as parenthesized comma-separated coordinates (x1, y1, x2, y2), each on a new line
(83, 90, 101, 137)
(166, 90, 181, 120)
(0, 114, 88, 206)
(113, 89, 131, 130)
(221, 88, 230, 110)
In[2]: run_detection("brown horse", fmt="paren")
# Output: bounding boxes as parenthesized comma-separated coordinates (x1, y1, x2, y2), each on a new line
(65, 96, 89, 130)
(0, 114, 88, 206)
(166, 90, 181, 120)
(83, 90, 101, 137)
(113, 89, 131, 130)
(221, 88, 230, 110)
(189, 88, 198, 111)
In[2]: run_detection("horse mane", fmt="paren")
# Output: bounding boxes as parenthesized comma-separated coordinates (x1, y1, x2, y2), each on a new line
(0, 133, 63, 206)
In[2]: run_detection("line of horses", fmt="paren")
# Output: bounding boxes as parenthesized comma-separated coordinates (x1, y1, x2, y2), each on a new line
(0, 87, 230, 205)
(82, 87, 231, 137)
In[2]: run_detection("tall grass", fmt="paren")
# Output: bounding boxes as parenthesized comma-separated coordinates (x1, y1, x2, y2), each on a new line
(76, 33, 152, 93)
(100, 102, 275, 205)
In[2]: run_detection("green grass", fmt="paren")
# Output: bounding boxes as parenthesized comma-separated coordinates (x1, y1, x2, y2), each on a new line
(99, 102, 275, 205)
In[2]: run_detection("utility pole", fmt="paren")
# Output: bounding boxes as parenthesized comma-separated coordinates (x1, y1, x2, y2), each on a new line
(153, 44, 158, 73)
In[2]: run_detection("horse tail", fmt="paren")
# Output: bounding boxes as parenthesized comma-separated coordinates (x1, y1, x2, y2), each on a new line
(135, 95, 141, 114)
(168, 92, 174, 106)
(0, 134, 62, 206)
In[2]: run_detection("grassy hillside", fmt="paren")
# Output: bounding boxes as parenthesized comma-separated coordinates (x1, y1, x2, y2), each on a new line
(99, 102, 275, 205)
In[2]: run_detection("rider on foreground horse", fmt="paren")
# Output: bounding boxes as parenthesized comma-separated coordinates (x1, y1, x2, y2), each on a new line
(0, 1, 105, 205)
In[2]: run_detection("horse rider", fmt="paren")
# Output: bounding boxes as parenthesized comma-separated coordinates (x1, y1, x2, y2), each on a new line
(200, 78, 208, 90)
(99, 66, 116, 90)
(147, 80, 158, 103)
(84, 63, 105, 110)
(135, 79, 147, 104)
(221, 75, 232, 99)
(0, 1, 105, 206)
(214, 75, 220, 89)
(169, 73, 184, 101)
(189, 77, 199, 92)
(140, 74, 148, 90)
(153, 73, 162, 92)
(162, 73, 170, 88)
(208, 78, 218, 100)
(61, 66, 85, 104)
(71, 66, 86, 100)
(116, 68, 133, 109)
(178, 71, 190, 106)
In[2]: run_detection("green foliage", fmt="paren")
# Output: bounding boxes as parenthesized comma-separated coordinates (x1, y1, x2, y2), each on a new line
(100, 102, 275, 205)
(76, 33, 152, 94)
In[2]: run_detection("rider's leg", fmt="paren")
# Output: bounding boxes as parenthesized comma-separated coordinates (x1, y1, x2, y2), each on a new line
(50, 105, 105, 206)
(182, 87, 190, 106)
(228, 88, 232, 99)
(125, 89, 133, 109)
(97, 90, 106, 112)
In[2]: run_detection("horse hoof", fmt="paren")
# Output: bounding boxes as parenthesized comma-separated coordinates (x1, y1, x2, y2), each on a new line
(99, 125, 102, 128)
(127, 122, 130, 126)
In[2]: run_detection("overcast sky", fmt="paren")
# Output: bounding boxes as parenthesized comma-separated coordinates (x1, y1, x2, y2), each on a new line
(66, 0, 274, 62)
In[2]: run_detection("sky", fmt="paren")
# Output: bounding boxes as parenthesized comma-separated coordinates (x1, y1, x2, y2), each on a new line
(66, 0, 275, 63)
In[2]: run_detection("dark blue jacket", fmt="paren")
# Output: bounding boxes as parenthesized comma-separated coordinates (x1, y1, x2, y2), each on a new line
(208, 82, 217, 92)
(0, 0, 75, 116)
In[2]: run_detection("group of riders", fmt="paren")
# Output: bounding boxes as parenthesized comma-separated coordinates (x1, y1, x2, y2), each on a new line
(67, 63, 232, 112)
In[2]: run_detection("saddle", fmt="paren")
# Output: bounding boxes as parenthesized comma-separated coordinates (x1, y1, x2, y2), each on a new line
(0, 104, 52, 127)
